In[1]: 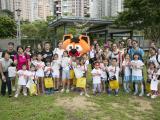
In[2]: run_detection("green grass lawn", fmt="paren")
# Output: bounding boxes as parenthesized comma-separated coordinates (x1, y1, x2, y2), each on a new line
(1, 64, 160, 120)
(0, 91, 160, 120)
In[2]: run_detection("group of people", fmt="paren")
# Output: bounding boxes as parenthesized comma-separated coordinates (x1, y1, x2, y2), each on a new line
(0, 38, 160, 99)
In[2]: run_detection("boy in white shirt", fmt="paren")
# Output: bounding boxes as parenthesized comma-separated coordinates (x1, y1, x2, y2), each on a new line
(8, 63, 17, 91)
(107, 58, 120, 96)
(15, 64, 29, 98)
(91, 62, 102, 95)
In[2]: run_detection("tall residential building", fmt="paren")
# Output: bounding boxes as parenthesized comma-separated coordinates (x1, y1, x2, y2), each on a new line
(54, 0, 90, 17)
(90, 0, 124, 18)
(0, 0, 54, 21)
(0, 0, 14, 11)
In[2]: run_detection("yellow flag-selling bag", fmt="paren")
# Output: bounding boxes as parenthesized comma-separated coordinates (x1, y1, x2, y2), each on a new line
(76, 77, 86, 88)
(44, 77, 54, 88)
(109, 75, 119, 89)
(109, 80, 119, 89)
(29, 83, 37, 96)
(70, 70, 75, 79)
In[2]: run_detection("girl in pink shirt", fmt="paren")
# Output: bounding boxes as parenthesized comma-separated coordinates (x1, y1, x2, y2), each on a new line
(14, 46, 30, 70)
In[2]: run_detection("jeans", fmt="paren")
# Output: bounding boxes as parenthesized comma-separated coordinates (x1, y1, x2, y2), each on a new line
(1, 72, 12, 96)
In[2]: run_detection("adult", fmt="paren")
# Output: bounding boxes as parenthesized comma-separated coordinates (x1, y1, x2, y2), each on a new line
(14, 46, 30, 70)
(0, 51, 13, 97)
(149, 47, 160, 69)
(118, 40, 125, 62)
(25, 45, 32, 57)
(128, 40, 144, 61)
(3, 42, 17, 61)
(36, 43, 43, 54)
(53, 41, 64, 61)
(127, 38, 132, 52)
(110, 43, 122, 67)
(102, 43, 111, 60)
(89, 45, 96, 68)
(42, 42, 53, 63)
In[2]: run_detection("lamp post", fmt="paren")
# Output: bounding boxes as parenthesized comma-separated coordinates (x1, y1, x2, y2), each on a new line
(15, 8, 21, 45)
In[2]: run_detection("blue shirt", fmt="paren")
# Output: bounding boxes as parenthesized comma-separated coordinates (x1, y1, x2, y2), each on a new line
(128, 48, 144, 61)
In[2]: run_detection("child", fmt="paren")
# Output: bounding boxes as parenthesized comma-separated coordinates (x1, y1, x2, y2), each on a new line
(14, 64, 29, 98)
(31, 53, 37, 66)
(51, 54, 61, 91)
(75, 58, 90, 97)
(44, 62, 54, 94)
(27, 64, 38, 96)
(61, 51, 70, 93)
(147, 61, 159, 98)
(101, 59, 109, 93)
(131, 53, 144, 96)
(122, 54, 131, 93)
(107, 58, 120, 96)
(91, 62, 102, 95)
(69, 56, 77, 90)
(35, 53, 45, 94)
(8, 63, 17, 91)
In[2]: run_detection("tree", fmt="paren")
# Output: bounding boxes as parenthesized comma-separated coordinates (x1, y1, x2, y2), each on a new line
(115, 0, 160, 41)
(0, 16, 16, 38)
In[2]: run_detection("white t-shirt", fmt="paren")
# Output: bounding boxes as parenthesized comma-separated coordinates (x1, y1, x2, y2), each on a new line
(31, 60, 37, 66)
(61, 57, 70, 71)
(51, 60, 61, 70)
(131, 60, 144, 77)
(8, 66, 16, 77)
(74, 65, 84, 78)
(44, 66, 52, 76)
(100, 63, 107, 79)
(89, 49, 95, 58)
(122, 60, 131, 76)
(51, 60, 61, 77)
(53, 48, 64, 61)
(0, 58, 13, 72)
(35, 61, 45, 77)
(91, 68, 102, 84)
(149, 55, 160, 68)
(17, 70, 29, 85)
(107, 66, 120, 81)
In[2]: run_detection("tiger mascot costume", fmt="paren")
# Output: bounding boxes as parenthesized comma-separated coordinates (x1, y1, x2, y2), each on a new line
(62, 34, 90, 57)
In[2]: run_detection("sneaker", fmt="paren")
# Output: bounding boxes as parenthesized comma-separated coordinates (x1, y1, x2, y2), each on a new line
(85, 93, 90, 97)
(147, 93, 151, 97)
(115, 94, 118, 97)
(80, 92, 84, 96)
(133, 92, 138, 96)
(61, 89, 64, 93)
(9, 95, 12, 98)
(14, 94, 18, 98)
(66, 89, 70, 93)
(151, 95, 157, 99)
(23, 93, 27, 96)
(139, 92, 144, 97)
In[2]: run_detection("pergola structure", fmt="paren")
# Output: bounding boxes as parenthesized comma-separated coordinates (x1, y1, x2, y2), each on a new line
(49, 16, 133, 47)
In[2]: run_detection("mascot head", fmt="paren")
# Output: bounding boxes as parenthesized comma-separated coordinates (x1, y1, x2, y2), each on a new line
(62, 34, 90, 57)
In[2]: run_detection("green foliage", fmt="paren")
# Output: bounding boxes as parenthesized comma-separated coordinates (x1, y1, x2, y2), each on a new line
(0, 16, 16, 38)
(0, 9, 14, 19)
(115, 0, 160, 41)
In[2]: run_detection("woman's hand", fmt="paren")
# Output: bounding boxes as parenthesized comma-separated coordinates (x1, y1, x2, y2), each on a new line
(2, 75, 6, 82)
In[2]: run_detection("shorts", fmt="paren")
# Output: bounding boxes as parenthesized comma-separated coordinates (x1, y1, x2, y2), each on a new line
(62, 70, 70, 80)
(132, 76, 143, 83)
(9, 77, 15, 81)
(124, 76, 131, 82)
(52, 70, 60, 78)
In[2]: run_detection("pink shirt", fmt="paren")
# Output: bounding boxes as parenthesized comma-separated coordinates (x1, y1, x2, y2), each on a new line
(14, 53, 30, 70)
